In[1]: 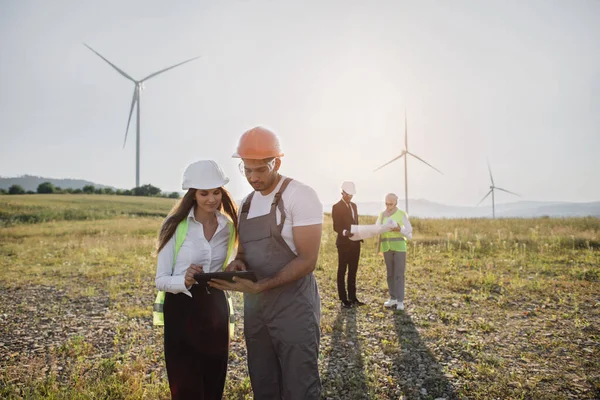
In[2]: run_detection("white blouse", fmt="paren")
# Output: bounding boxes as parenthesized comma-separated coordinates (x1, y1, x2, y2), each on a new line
(155, 208, 231, 297)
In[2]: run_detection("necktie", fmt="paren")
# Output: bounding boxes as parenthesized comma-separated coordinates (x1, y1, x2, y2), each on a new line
(347, 202, 355, 223)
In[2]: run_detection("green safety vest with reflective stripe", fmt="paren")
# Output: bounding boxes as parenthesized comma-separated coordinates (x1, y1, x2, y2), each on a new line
(379, 209, 408, 252)
(153, 218, 237, 340)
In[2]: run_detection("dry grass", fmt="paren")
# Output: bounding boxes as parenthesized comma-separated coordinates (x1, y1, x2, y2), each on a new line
(0, 195, 598, 399)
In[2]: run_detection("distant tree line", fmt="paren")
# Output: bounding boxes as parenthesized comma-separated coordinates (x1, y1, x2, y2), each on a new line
(1, 183, 180, 199)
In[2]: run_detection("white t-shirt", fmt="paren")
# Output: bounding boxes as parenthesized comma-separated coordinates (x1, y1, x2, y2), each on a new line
(241, 176, 323, 254)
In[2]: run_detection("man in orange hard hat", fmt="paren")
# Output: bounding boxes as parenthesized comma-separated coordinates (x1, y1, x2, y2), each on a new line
(209, 126, 323, 400)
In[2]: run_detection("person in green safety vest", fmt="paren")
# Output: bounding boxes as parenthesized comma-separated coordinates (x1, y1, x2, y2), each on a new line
(376, 193, 413, 311)
(154, 160, 238, 400)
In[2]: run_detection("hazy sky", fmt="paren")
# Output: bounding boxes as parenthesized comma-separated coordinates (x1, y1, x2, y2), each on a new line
(1, 0, 599, 206)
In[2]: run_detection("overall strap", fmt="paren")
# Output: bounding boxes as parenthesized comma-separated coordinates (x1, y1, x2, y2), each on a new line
(241, 192, 255, 217)
(271, 177, 293, 230)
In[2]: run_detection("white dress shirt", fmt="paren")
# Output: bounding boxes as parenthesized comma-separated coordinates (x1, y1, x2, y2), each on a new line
(155, 208, 231, 297)
(342, 199, 355, 237)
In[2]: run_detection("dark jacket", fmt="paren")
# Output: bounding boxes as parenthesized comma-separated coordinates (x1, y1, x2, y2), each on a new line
(332, 199, 361, 248)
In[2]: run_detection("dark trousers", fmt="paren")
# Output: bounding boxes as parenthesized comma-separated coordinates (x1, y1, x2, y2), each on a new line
(164, 285, 229, 400)
(336, 244, 361, 302)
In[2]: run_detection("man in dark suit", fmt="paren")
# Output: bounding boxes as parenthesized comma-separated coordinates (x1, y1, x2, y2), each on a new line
(332, 181, 364, 308)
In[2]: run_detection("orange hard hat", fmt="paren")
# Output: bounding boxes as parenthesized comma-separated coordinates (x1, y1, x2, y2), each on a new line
(232, 126, 284, 159)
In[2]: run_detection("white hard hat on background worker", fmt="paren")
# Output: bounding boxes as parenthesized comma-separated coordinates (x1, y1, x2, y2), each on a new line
(341, 181, 356, 195)
(182, 160, 230, 190)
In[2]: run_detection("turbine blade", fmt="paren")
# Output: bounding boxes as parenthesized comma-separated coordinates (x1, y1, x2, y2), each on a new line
(487, 160, 495, 186)
(495, 187, 520, 197)
(374, 153, 405, 172)
(84, 43, 136, 82)
(123, 88, 138, 148)
(141, 56, 201, 82)
(477, 189, 493, 206)
(406, 152, 443, 174)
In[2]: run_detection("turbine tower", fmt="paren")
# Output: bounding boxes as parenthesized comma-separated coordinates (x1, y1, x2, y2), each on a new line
(477, 161, 520, 218)
(374, 111, 443, 214)
(85, 44, 200, 187)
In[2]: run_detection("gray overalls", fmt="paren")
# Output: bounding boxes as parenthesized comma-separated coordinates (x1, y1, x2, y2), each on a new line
(239, 178, 322, 400)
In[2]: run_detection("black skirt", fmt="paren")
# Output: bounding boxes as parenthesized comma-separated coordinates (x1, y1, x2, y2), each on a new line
(164, 284, 229, 400)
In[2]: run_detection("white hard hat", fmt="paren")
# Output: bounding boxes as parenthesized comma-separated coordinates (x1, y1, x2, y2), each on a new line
(182, 160, 230, 190)
(341, 181, 356, 195)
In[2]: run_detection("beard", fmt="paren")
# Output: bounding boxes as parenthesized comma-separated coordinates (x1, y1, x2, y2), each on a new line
(250, 172, 279, 192)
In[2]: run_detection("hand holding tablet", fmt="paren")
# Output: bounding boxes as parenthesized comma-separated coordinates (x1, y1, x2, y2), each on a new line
(194, 270, 257, 283)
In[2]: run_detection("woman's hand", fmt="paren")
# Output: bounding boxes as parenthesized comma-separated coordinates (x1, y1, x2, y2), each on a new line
(391, 226, 401, 232)
(185, 264, 204, 288)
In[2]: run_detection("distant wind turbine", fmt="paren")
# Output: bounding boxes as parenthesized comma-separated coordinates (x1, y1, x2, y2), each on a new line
(477, 161, 520, 218)
(84, 44, 200, 187)
(374, 111, 443, 214)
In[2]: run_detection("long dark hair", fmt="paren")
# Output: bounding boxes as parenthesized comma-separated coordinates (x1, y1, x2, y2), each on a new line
(156, 187, 238, 253)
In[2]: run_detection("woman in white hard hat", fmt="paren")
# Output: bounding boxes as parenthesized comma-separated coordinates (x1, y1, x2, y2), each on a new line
(376, 193, 412, 311)
(155, 160, 238, 399)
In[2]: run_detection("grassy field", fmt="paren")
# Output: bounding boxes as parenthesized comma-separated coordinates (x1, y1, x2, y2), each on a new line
(0, 194, 599, 399)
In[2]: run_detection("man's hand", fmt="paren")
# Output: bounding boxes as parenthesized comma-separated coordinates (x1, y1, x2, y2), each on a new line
(391, 226, 401, 232)
(208, 277, 263, 294)
(226, 259, 247, 272)
(344, 230, 354, 238)
(185, 264, 203, 288)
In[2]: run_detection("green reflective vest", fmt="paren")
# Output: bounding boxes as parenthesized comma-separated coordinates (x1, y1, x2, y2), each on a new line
(379, 209, 408, 253)
(153, 218, 237, 340)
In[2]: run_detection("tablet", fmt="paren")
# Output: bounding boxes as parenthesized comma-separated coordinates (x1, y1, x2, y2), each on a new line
(194, 271, 257, 283)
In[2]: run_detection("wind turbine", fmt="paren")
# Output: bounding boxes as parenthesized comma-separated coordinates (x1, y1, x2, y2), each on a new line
(374, 111, 443, 214)
(477, 161, 520, 218)
(84, 44, 200, 187)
